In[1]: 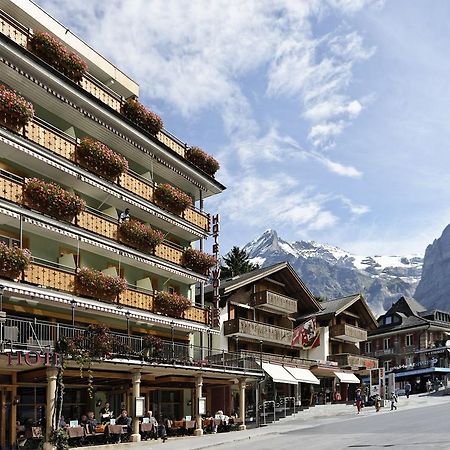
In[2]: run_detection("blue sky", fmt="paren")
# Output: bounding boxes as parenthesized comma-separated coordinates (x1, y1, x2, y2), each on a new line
(36, 0, 450, 257)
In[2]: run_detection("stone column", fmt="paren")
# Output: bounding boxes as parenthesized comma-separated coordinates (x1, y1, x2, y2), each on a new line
(130, 371, 142, 442)
(43, 367, 58, 450)
(194, 375, 203, 436)
(239, 379, 246, 430)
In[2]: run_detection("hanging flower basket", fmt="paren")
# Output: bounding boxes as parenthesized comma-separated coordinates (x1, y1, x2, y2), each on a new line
(121, 98, 163, 135)
(29, 31, 88, 83)
(75, 267, 127, 301)
(23, 178, 85, 222)
(154, 183, 192, 215)
(0, 85, 34, 132)
(186, 146, 220, 177)
(76, 137, 128, 181)
(119, 219, 164, 254)
(0, 243, 31, 280)
(182, 248, 216, 275)
(154, 291, 191, 318)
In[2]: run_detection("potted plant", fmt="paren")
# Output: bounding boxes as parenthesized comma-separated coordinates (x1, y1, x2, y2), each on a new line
(154, 291, 191, 318)
(142, 334, 164, 359)
(154, 183, 192, 215)
(181, 248, 216, 275)
(75, 267, 127, 301)
(29, 31, 88, 83)
(0, 85, 34, 131)
(23, 178, 85, 222)
(121, 98, 163, 135)
(0, 243, 31, 280)
(76, 137, 128, 181)
(186, 146, 220, 177)
(118, 219, 164, 254)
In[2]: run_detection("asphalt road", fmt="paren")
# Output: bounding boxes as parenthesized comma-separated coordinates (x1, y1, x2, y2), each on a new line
(208, 403, 450, 450)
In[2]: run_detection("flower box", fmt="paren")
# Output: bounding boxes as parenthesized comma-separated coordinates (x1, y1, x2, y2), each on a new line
(23, 178, 85, 222)
(122, 98, 163, 135)
(154, 291, 191, 318)
(75, 267, 127, 302)
(0, 85, 34, 131)
(182, 248, 216, 275)
(29, 32, 88, 83)
(154, 183, 192, 215)
(119, 220, 164, 254)
(186, 146, 220, 177)
(0, 243, 31, 280)
(77, 137, 128, 181)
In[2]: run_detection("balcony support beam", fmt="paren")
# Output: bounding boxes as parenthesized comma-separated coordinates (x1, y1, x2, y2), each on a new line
(239, 379, 247, 430)
(194, 375, 203, 436)
(130, 370, 142, 442)
(43, 367, 58, 450)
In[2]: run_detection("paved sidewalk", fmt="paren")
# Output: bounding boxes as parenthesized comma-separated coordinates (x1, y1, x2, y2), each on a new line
(81, 394, 450, 450)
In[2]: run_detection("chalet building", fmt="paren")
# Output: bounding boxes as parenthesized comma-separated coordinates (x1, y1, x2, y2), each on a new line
(297, 294, 378, 403)
(362, 296, 450, 393)
(0, 1, 261, 448)
(202, 264, 378, 423)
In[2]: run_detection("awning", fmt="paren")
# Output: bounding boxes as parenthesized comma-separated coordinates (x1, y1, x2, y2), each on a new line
(284, 367, 320, 385)
(334, 372, 360, 384)
(394, 367, 450, 379)
(262, 362, 298, 385)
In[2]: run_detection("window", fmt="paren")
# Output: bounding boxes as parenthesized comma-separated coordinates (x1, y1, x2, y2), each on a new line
(383, 360, 391, 372)
(405, 334, 413, 347)
(384, 316, 392, 325)
(0, 234, 20, 248)
(365, 342, 372, 353)
(384, 337, 391, 350)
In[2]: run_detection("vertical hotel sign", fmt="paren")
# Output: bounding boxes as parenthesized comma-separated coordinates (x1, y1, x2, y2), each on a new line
(211, 214, 220, 327)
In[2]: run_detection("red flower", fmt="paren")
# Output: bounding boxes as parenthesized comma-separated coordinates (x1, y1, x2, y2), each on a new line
(122, 98, 163, 135)
(186, 146, 220, 177)
(154, 291, 191, 318)
(154, 183, 192, 215)
(119, 220, 164, 253)
(0, 85, 34, 131)
(0, 243, 31, 280)
(75, 267, 127, 301)
(182, 248, 216, 275)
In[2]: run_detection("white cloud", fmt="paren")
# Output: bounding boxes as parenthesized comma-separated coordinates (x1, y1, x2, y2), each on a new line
(312, 153, 363, 178)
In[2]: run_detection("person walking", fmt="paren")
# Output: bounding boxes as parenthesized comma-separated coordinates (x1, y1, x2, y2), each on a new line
(405, 382, 411, 399)
(355, 388, 363, 414)
(390, 392, 398, 411)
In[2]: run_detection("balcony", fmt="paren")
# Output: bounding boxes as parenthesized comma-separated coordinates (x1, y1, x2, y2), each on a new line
(0, 10, 190, 160)
(253, 290, 298, 315)
(224, 318, 293, 346)
(329, 323, 367, 343)
(20, 260, 209, 325)
(374, 348, 395, 357)
(239, 349, 313, 368)
(13, 116, 209, 232)
(0, 315, 262, 374)
(328, 353, 378, 370)
(0, 170, 197, 270)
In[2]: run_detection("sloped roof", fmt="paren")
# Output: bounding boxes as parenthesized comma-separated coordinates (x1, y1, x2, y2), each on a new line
(403, 297, 427, 315)
(369, 315, 429, 336)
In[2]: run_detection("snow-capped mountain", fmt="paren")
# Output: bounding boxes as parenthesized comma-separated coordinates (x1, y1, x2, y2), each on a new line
(242, 230, 423, 316)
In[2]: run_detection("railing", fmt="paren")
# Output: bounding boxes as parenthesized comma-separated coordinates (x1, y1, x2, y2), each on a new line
(239, 349, 314, 368)
(224, 318, 293, 346)
(327, 353, 378, 369)
(0, 315, 262, 374)
(374, 348, 395, 356)
(253, 290, 298, 314)
(329, 323, 367, 342)
(0, 170, 190, 268)
(19, 116, 209, 232)
(20, 259, 209, 324)
(0, 10, 193, 162)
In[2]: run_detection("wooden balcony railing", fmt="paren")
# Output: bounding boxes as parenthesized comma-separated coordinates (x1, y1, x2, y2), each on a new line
(329, 323, 367, 343)
(253, 290, 298, 314)
(0, 11, 194, 163)
(0, 172, 187, 270)
(327, 353, 378, 370)
(224, 317, 293, 346)
(21, 261, 208, 324)
(19, 117, 209, 232)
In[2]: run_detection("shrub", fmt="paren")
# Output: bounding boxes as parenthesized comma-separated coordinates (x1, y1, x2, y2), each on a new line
(182, 248, 216, 275)
(0, 243, 31, 280)
(154, 291, 191, 318)
(29, 31, 88, 83)
(77, 137, 128, 181)
(0, 85, 34, 131)
(23, 178, 85, 222)
(75, 267, 127, 301)
(186, 146, 220, 177)
(154, 183, 192, 215)
(119, 220, 164, 253)
(121, 98, 163, 135)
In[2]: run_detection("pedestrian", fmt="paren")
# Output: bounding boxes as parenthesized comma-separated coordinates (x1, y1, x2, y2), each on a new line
(426, 379, 432, 393)
(405, 381, 411, 399)
(119, 208, 130, 223)
(355, 388, 363, 414)
(374, 394, 381, 412)
(390, 392, 398, 411)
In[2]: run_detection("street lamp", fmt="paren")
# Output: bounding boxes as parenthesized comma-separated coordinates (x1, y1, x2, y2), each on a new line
(71, 299, 77, 327)
(0, 284, 4, 312)
(125, 311, 131, 335)
(171, 321, 175, 360)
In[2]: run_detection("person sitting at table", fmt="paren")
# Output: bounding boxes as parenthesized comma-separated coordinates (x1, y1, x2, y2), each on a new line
(141, 411, 157, 441)
(80, 414, 88, 427)
(116, 410, 132, 432)
(157, 416, 167, 443)
(99, 402, 112, 424)
(59, 416, 68, 429)
(86, 411, 97, 434)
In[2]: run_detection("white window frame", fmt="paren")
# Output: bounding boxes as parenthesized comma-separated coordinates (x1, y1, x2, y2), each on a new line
(405, 334, 413, 347)
(383, 360, 391, 372)
(384, 337, 391, 350)
(365, 341, 372, 353)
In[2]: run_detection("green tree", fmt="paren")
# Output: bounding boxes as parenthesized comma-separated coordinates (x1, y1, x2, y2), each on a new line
(221, 246, 259, 279)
